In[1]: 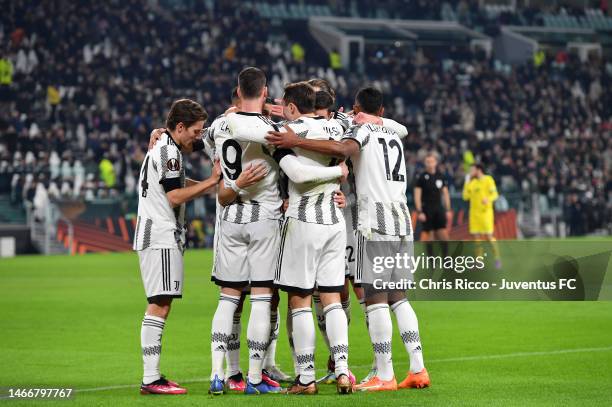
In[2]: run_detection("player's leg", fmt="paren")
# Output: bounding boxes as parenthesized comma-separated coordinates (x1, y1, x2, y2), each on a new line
(354, 233, 397, 392)
(421, 211, 435, 257)
(317, 222, 353, 393)
(482, 212, 500, 267)
(350, 277, 378, 383)
(139, 248, 186, 395)
(225, 290, 247, 392)
(263, 289, 292, 383)
(286, 292, 317, 394)
(210, 221, 249, 394)
(244, 219, 283, 394)
(286, 302, 298, 377)
(432, 208, 450, 257)
(388, 291, 430, 389)
(275, 218, 318, 395)
(320, 289, 353, 394)
(355, 292, 397, 391)
(312, 290, 334, 383)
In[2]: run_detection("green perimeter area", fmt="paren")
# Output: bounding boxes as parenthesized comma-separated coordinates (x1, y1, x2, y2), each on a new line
(1, 249, 611, 406)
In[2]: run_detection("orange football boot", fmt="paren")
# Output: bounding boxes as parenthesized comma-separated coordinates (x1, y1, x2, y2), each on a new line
(398, 368, 430, 389)
(354, 376, 397, 392)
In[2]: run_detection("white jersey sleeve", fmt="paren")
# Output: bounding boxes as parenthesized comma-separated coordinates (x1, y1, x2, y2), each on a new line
(381, 118, 408, 139)
(226, 112, 280, 144)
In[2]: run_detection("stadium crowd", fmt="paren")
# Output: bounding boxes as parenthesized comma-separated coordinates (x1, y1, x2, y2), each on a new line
(0, 0, 610, 241)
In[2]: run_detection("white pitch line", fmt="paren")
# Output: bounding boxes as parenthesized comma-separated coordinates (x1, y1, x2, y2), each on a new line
(75, 345, 612, 393)
(424, 345, 612, 363)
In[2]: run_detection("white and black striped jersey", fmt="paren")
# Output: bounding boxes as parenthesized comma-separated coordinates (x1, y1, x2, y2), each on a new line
(285, 116, 344, 225)
(222, 112, 284, 224)
(332, 111, 409, 140)
(343, 123, 412, 237)
(133, 132, 186, 250)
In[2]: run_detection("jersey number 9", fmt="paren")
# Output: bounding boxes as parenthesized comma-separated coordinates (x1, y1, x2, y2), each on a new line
(222, 139, 243, 180)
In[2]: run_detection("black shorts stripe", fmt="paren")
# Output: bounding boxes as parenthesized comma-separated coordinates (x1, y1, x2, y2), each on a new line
(356, 232, 365, 282)
(165, 249, 171, 292)
(166, 249, 171, 292)
(161, 250, 166, 291)
(275, 218, 290, 281)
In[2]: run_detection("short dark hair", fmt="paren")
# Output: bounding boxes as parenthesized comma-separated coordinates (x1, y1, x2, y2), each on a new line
(473, 163, 485, 173)
(307, 78, 336, 100)
(231, 87, 239, 103)
(283, 82, 315, 114)
(165, 99, 207, 131)
(238, 67, 266, 99)
(355, 87, 383, 115)
(314, 90, 334, 112)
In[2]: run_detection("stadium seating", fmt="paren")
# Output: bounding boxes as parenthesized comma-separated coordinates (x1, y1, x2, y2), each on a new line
(0, 0, 610, 248)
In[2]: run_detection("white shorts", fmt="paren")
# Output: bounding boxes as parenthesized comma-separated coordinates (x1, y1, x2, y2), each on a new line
(138, 248, 184, 303)
(215, 218, 282, 288)
(275, 217, 346, 294)
(355, 231, 414, 294)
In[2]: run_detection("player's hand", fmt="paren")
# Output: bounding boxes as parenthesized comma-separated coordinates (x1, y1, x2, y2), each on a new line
(265, 103, 285, 119)
(224, 106, 239, 116)
(339, 161, 349, 183)
(333, 190, 346, 208)
(235, 163, 268, 189)
(482, 198, 489, 205)
(353, 112, 382, 126)
(148, 128, 166, 150)
(282, 198, 289, 213)
(266, 124, 300, 148)
(211, 159, 222, 182)
(418, 212, 427, 222)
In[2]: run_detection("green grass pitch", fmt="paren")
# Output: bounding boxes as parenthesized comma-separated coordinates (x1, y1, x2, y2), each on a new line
(1, 250, 612, 406)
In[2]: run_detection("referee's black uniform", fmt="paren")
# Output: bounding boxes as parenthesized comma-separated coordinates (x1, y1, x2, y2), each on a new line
(415, 171, 447, 231)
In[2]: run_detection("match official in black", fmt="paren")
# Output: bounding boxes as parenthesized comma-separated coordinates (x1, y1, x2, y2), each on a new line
(414, 152, 452, 257)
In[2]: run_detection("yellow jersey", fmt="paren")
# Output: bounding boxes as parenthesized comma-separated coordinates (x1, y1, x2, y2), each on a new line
(462, 175, 498, 234)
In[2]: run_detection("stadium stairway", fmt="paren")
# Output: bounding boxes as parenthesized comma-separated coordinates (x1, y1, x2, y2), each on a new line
(57, 220, 132, 255)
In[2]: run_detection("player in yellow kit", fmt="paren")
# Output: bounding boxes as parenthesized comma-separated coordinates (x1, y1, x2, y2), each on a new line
(462, 164, 501, 268)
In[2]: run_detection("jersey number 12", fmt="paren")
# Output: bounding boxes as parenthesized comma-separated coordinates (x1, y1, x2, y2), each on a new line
(378, 138, 405, 182)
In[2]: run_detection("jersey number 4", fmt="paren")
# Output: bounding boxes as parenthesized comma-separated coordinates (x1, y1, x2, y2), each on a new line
(222, 139, 243, 180)
(141, 156, 150, 197)
(378, 138, 405, 182)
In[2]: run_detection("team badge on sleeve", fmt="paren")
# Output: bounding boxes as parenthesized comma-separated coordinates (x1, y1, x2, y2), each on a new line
(167, 158, 180, 171)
